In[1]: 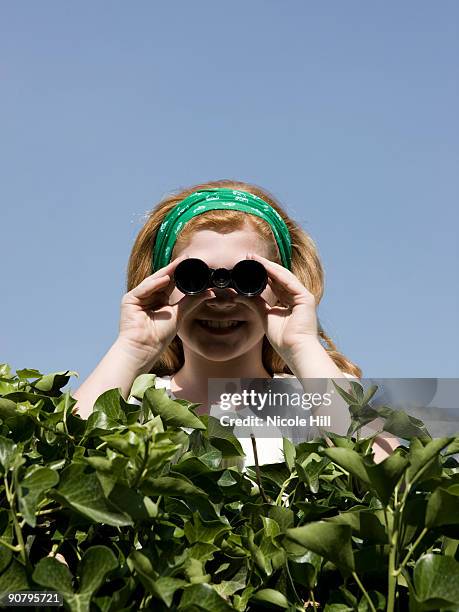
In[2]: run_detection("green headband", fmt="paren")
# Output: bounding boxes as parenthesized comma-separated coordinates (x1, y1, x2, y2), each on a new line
(152, 188, 292, 273)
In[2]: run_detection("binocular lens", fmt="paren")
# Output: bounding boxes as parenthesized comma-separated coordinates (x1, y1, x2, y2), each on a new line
(232, 259, 268, 296)
(173, 258, 209, 294)
(173, 257, 268, 297)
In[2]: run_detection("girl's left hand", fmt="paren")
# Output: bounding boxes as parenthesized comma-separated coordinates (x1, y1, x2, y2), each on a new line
(234, 253, 319, 361)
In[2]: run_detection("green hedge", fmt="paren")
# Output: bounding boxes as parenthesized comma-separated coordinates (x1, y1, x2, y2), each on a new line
(0, 363, 458, 611)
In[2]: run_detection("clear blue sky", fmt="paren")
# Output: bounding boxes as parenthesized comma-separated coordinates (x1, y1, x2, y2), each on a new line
(1, 1, 458, 389)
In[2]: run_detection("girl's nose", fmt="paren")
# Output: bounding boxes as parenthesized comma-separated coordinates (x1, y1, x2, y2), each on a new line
(205, 287, 239, 308)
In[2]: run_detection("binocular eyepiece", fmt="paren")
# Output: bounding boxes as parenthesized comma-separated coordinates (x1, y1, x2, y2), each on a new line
(173, 258, 268, 297)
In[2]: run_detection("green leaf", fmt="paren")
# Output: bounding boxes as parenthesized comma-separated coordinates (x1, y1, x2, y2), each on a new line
(83, 453, 128, 476)
(250, 463, 291, 488)
(184, 512, 231, 544)
(323, 447, 371, 486)
(201, 415, 245, 457)
(129, 373, 157, 400)
(16, 368, 44, 379)
(188, 543, 219, 563)
(174, 456, 219, 478)
(362, 385, 378, 405)
(442, 537, 459, 559)
(144, 387, 206, 430)
(413, 553, 459, 606)
(142, 476, 207, 499)
(297, 454, 330, 494)
(233, 586, 255, 611)
(0, 399, 35, 441)
(426, 486, 459, 528)
(78, 546, 118, 594)
(213, 576, 246, 598)
(200, 449, 223, 469)
(217, 470, 238, 487)
(283, 437, 296, 471)
(0, 364, 13, 377)
(366, 450, 408, 505)
(285, 522, 355, 575)
(326, 508, 387, 544)
(184, 557, 210, 584)
(0, 436, 20, 473)
(33, 370, 78, 393)
(100, 430, 141, 457)
(93, 389, 130, 422)
(108, 483, 158, 520)
(347, 404, 381, 437)
(49, 463, 133, 526)
(382, 409, 432, 440)
(18, 467, 59, 527)
(320, 432, 355, 448)
(0, 545, 12, 574)
(331, 381, 356, 405)
(288, 550, 322, 589)
(261, 516, 281, 538)
(0, 558, 29, 598)
(84, 411, 125, 437)
(34, 546, 118, 612)
(266, 506, 295, 532)
(349, 381, 364, 403)
(444, 437, 459, 456)
(178, 583, 236, 611)
(128, 550, 186, 606)
(33, 556, 74, 596)
(251, 587, 290, 608)
(152, 576, 187, 607)
(407, 437, 453, 484)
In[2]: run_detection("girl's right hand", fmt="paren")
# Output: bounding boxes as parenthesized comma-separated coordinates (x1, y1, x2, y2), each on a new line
(117, 254, 213, 368)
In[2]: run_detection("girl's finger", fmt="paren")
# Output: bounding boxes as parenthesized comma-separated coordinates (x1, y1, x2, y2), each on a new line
(130, 254, 190, 300)
(129, 274, 172, 300)
(150, 253, 189, 279)
(266, 277, 292, 307)
(248, 253, 314, 305)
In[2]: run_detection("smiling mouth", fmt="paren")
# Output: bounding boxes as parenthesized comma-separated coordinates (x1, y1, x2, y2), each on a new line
(196, 320, 246, 333)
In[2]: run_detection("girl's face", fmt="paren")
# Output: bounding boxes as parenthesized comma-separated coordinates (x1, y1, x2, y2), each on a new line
(168, 228, 279, 361)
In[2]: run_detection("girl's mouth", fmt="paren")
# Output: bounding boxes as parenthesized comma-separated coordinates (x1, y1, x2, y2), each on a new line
(196, 320, 246, 335)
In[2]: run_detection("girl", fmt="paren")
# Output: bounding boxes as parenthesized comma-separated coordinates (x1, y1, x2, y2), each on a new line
(73, 179, 400, 466)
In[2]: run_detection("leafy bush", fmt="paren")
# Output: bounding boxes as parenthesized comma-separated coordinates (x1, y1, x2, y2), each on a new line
(0, 363, 458, 611)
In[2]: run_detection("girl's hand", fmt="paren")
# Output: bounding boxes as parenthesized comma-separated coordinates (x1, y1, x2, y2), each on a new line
(118, 255, 214, 368)
(234, 253, 319, 362)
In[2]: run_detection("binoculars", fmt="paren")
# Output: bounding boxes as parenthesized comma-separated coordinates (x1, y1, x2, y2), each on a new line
(173, 258, 268, 297)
